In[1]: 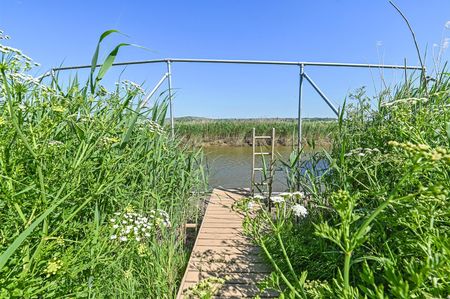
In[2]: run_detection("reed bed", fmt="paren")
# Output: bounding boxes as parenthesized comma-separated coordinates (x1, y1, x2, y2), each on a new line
(175, 118, 336, 146)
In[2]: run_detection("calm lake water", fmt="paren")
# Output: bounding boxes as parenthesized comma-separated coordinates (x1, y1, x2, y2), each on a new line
(203, 146, 297, 192)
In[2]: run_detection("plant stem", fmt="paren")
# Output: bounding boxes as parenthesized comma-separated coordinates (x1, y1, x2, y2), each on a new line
(343, 250, 352, 291)
(276, 231, 306, 295)
(258, 237, 304, 298)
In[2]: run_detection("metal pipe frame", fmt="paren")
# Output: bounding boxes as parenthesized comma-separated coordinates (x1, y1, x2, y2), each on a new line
(297, 65, 304, 152)
(50, 57, 422, 154)
(166, 61, 174, 138)
(51, 58, 423, 72)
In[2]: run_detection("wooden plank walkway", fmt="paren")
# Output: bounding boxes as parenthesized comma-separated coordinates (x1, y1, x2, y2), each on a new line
(177, 188, 276, 298)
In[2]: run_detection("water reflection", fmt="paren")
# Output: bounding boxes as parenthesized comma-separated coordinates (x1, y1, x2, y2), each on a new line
(204, 146, 298, 192)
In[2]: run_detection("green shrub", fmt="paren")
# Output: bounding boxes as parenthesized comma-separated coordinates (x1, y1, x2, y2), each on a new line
(240, 74, 450, 298)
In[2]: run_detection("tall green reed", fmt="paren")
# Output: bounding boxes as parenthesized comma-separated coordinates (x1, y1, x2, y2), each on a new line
(0, 30, 205, 297)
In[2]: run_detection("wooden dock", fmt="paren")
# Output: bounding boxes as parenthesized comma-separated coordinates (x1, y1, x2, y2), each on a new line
(177, 188, 276, 298)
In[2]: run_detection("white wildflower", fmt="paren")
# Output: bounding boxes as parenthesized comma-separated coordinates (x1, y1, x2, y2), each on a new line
(271, 196, 284, 204)
(443, 37, 450, 49)
(110, 235, 117, 240)
(292, 204, 308, 218)
(253, 194, 265, 200)
(113, 224, 119, 229)
(48, 140, 64, 147)
(247, 201, 255, 210)
(110, 218, 116, 223)
(120, 236, 128, 242)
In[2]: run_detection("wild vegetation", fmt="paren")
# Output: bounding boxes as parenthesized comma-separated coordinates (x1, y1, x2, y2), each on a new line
(239, 74, 450, 297)
(175, 118, 336, 147)
(0, 31, 205, 297)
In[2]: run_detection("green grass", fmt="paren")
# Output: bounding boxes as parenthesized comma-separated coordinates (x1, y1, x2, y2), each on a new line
(0, 32, 205, 297)
(175, 118, 337, 147)
(239, 76, 450, 298)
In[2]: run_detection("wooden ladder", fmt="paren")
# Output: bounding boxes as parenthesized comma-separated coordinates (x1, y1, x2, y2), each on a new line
(251, 128, 275, 197)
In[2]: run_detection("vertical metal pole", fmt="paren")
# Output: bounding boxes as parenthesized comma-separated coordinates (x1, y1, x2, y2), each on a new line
(166, 60, 174, 138)
(251, 128, 256, 196)
(269, 128, 275, 201)
(297, 64, 304, 152)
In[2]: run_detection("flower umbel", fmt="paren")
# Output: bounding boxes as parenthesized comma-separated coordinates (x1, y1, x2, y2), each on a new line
(109, 209, 171, 242)
(292, 204, 308, 218)
(271, 196, 284, 204)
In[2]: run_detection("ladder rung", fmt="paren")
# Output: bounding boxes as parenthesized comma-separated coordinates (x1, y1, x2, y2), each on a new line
(254, 152, 271, 155)
(253, 168, 263, 171)
(254, 136, 272, 139)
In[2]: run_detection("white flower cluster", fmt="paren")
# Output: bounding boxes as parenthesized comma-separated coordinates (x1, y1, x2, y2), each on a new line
(0, 44, 40, 70)
(443, 37, 450, 50)
(48, 140, 64, 147)
(380, 97, 429, 108)
(117, 80, 145, 95)
(146, 120, 164, 135)
(109, 210, 171, 242)
(270, 196, 284, 204)
(344, 147, 381, 157)
(7, 73, 55, 95)
(292, 204, 308, 218)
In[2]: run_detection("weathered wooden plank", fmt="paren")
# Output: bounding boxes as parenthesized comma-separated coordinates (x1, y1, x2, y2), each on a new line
(199, 227, 244, 234)
(187, 261, 271, 273)
(184, 271, 268, 284)
(197, 233, 248, 239)
(196, 238, 252, 247)
(190, 254, 264, 264)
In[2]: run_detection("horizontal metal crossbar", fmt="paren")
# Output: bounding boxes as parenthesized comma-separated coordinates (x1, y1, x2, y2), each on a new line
(51, 58, 422, 72)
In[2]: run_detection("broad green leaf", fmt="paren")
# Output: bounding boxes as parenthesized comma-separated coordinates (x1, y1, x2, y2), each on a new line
(90, 29, 120, 93)
(95, 43, 131, 83)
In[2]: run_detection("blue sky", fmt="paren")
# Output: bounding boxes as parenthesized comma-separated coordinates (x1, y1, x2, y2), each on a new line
(2, 1, 450, 118)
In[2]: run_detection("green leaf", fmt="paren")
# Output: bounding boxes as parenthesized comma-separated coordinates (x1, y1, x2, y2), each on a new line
(95, 43, 132, 83)
(446, 122, 450, 144)
(90, 29, 120, 93)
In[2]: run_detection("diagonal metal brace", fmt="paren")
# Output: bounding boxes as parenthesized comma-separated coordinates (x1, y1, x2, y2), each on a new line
(303, 72, 339, 116)
(140, 73, 169, 109)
